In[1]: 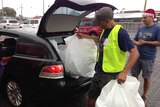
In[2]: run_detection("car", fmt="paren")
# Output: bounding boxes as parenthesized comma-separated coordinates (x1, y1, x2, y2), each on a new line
(0, 19, 20, 29)
(77, 18, 102, 36)
(19, 18, 41, 28)
(0, 0, 116, 107)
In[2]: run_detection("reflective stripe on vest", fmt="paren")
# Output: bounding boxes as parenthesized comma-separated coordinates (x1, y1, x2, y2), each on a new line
(99, 25, 127, 73)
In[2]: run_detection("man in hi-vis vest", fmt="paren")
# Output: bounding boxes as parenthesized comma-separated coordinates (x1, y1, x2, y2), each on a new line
(76, 7, 139, 107)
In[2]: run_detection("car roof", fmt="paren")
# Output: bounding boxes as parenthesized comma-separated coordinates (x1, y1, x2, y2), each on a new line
(26, 18, 41, 21)
(0, 28, 40, 41)
(2, 19, 18, 21)
(0, 28, 52, 52)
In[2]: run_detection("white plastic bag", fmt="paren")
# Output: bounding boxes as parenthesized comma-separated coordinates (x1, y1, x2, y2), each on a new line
(96, 76, 145, 107)
(62, 35, 97, 77)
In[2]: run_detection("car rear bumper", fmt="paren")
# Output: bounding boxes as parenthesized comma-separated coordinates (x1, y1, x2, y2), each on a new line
(28, 77, 91, 102)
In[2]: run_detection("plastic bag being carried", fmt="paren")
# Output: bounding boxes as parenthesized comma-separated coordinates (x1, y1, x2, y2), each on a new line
(62, 35, 97, 77)
(96, 76, 145, 107)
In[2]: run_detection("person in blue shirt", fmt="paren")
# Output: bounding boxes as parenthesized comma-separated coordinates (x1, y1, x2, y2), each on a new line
(131, 8, 160, 106)
(77, 7, 139, 107)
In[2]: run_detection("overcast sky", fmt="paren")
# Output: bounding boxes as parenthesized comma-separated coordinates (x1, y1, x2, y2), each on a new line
(1, 0, 160, 17)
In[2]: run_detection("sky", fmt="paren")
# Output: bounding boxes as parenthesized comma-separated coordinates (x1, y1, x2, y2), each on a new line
(1, 0, 160, 17)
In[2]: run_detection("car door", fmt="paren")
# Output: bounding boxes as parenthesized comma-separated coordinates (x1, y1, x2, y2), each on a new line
(5, 36, 54, 93)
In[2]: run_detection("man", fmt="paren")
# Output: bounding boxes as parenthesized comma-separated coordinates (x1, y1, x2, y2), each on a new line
(131, 8, 160, 106)
(76, 7, 139, 107)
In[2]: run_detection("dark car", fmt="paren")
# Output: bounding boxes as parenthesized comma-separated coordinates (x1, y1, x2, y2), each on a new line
(0, 0, 116, 107)
(77, 18, 102, 36)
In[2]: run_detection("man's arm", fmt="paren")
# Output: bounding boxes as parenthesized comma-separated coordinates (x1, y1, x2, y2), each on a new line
(133, 39, 160, 46)
(116, 48, 139, 84)
(139, 40, 160, 46)
(132, 40, 140, 45)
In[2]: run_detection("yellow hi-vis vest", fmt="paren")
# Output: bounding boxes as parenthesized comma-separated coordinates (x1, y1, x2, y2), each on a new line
(99, 25, 127, 73)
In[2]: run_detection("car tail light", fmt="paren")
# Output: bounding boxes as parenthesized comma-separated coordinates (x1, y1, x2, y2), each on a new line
(39, 64, 64, 79)
(0, 56, 11, 65)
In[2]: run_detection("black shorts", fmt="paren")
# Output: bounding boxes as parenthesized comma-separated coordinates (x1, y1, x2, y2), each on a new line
(88, 71, 119, 99)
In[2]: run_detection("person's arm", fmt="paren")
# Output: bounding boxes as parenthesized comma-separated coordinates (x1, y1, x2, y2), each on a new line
(138, 39, 160, 46)
(132, 29, 140, 45)
(116, 28, 139, 84)
(76, 33, 99, 43)
(117, 48, 139, 84)
(132, 40, 140, 45)
(133, 39, 160, 46)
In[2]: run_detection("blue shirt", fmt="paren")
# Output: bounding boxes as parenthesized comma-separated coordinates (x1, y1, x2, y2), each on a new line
(96, 27, 135, 72)
(134, 24, 160, 60)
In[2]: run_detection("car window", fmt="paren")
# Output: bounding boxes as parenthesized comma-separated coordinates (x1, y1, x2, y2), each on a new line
(53, 7, 85, 16)
(85, 21, 92, 26)
(16, 37, 51, 59)
(9, 20, 18, 23)
(34, 20, 38, 24)
(29, 20, 39, 24)
(79, 21, 84, 27)
(24, 20, 29, 24)
(48, 36, 66, 45)
(79, 19, 93, 27)
(16, 43, 38, 57)
(30, 20, 35, 24)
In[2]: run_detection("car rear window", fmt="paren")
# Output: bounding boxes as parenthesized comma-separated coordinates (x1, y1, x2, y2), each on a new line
(53, 7, 85, 16)
(16, 44, 38, 57)
(30, 20, 39, 24)
(79, 19, 94, 27)
(9, 20, 18, 23)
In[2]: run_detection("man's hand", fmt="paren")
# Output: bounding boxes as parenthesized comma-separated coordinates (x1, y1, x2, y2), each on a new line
(76, 33, 88, 39)
(76, 33, 99, 43)
(116, 71, 127, 84)
(139, 39, 146, 45)
(133, 39, 146, 46)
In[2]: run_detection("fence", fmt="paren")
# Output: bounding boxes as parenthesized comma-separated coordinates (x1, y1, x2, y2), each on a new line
(117, 21, 144, 39)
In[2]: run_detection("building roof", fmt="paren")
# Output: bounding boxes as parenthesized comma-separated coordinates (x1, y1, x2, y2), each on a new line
(114, 12, 143, 19)
(86, 10, 160, 19)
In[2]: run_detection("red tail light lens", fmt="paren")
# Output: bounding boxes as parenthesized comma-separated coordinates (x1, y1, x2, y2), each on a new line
(39, 64, 64, 79)
(42, 65, 63, 73)
(1, 57, 11, 65)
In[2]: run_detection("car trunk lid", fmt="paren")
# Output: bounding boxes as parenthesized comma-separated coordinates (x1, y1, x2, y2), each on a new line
(37, 0, 116, 37)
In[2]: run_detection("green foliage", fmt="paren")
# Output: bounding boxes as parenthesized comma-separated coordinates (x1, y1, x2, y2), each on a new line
(0, 7, 16, 17)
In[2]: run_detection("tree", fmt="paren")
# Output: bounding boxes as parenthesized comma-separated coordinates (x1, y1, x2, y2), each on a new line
(0, 7, 16, 17)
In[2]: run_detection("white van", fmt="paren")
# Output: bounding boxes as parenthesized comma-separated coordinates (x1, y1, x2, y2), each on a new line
(0, 19, 20, 29)
(19, 19, 41, 28)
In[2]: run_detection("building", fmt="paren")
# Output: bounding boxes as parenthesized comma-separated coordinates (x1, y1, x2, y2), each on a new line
(114, 10, 160, 38)
(84, 10, 160, 38)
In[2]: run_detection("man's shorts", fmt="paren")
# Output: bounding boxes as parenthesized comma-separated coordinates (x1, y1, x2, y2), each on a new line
(88, 72, 119, 99)
(131, 59, 155, 79)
